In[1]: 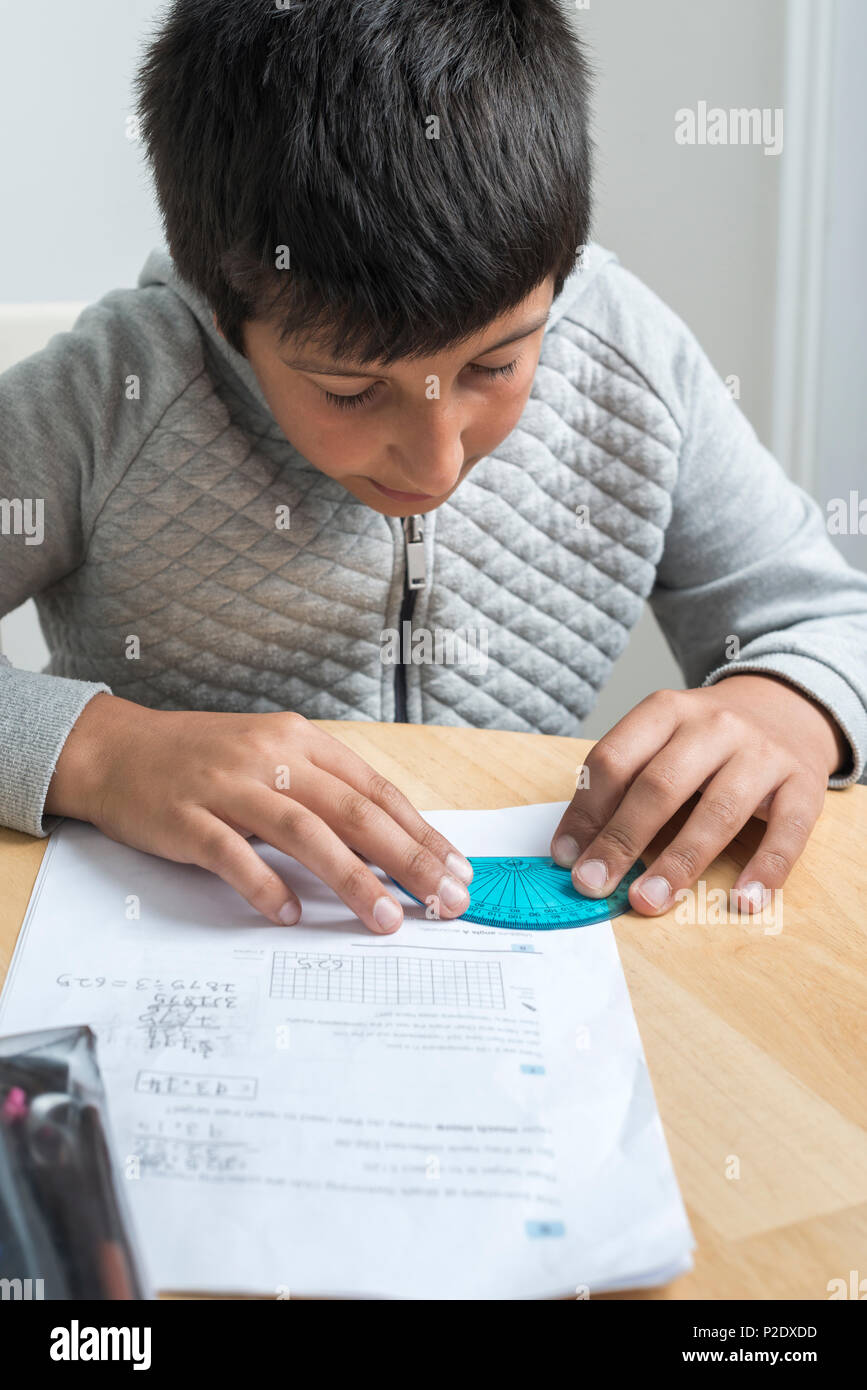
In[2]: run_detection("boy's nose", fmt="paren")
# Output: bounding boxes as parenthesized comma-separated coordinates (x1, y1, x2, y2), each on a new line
(417, 459, 464, 496)
(383, 448, 464, 498)
(394, 397, 470, 495)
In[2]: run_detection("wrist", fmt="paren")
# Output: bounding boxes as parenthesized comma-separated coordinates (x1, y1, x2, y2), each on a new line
(717, 672, 848, 777)
(758, 675, 848, 775)
(820, 710, 850, 777)
(45, 693, 149, 822)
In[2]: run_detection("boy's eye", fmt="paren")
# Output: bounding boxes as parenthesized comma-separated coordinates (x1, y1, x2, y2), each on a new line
(323, 383, 382, 411)
(467, 357, 520, 381)
(321, 355, 522, 410)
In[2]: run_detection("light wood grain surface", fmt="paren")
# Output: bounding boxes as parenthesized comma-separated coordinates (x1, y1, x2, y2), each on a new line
(1, 720, 865, 1300)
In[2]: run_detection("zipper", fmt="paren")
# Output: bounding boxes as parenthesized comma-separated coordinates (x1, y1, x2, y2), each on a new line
(394, 514, 425, 723)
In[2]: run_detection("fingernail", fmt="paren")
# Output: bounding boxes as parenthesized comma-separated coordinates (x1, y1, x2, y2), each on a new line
(734, 881, 771, 913)
(373, 895, 403, 931)
(446, 852, 474, 884)
(552, 835, 580, 867)
(575, 859, 607, 891)
(637, 875, 671, 909)
(438, 875, 471, 913)
(278, 901, 301, 925)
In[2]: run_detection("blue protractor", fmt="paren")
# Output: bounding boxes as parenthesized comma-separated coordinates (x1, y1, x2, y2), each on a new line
(390, 856, 646, 930)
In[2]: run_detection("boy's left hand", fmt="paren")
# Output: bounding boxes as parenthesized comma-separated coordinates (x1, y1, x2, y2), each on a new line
(550, 674, 848, 916)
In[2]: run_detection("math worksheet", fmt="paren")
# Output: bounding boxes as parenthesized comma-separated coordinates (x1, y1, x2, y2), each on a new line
(0, 802, 693, 1298)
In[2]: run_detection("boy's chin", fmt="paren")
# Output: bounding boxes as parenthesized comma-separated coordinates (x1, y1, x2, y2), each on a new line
(365, 494, 447, 517)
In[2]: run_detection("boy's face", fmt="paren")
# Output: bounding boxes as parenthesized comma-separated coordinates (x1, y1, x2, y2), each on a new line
(240, 277, 555, 515)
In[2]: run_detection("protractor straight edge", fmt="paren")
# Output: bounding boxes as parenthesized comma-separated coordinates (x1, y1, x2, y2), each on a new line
(390, 855, 646, 930)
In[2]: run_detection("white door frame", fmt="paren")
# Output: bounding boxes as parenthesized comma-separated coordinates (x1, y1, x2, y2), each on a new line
(771, 0, 836, 493)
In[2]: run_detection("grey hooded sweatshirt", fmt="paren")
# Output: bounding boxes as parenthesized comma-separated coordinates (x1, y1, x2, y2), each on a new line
(1, 242, 866, 837)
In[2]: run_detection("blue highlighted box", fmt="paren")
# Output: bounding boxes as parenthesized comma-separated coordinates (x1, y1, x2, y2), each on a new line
(526, 1221, 566, 1239)
(520, 1064, 545, 1075)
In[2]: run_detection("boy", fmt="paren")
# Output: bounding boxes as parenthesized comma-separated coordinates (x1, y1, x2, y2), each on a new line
(1, 0, 865, 935)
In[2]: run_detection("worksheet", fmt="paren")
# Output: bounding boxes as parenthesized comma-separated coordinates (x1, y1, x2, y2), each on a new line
(0, 802, 693, 1299)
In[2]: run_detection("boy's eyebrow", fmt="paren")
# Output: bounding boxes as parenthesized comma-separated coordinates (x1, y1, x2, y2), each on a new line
(280, 311, 551, 377)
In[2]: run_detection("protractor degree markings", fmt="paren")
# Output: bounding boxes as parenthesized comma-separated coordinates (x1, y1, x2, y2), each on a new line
(482, 871, 523, 913)
(512, 866, 541, 911)
(391, 855, 644, 930)
(469, 860, 552, 918)
(471, 867, 513, 908)
(536, 863, 578, 903)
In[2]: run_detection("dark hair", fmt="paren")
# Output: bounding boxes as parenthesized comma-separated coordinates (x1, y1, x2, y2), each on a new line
(136, 0, 593, 361)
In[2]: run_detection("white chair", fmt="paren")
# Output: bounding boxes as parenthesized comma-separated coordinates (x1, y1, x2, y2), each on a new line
(0, 302, 88, 374)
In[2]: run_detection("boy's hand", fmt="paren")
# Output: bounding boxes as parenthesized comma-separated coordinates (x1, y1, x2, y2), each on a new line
(46, 695, 473, 933)
(551, 675, 847, 916)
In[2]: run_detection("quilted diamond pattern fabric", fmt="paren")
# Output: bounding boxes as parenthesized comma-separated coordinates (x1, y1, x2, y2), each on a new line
(35, 246, 678, 734)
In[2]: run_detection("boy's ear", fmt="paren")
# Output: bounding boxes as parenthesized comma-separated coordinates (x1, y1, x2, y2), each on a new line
(212, 311, 225, 340)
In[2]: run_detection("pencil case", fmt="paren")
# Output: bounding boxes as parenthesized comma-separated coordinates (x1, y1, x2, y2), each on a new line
(0, 1024, 152, 1299)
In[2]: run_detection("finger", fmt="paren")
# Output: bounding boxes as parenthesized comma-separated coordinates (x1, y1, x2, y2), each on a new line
(730, 774, 824, 916)
(290, 765, 471, 920)
(187, 810, 303, 926)
(626, 757, 779, 915)
(753, 791, 773, 821)
(304, 727, 473, 884)
(569, 727, 735, 898)
(697, 772, 773, 822)
(550, 690, 684, 867)
(231, 783, 408, 935)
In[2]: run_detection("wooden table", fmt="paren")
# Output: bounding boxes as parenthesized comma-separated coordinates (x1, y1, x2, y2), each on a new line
(2, 721, 865, 1300)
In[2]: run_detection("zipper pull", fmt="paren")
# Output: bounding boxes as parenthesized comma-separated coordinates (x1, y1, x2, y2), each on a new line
(402, 514, 426, 590)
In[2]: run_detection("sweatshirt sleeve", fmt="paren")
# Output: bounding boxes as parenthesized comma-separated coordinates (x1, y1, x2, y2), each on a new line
(0, 307, 131, 835)
(0, 274, 204, 837)
(0, 658, 109, 837)
(0, 284, 186, 837)
(641, 287, 867, 789)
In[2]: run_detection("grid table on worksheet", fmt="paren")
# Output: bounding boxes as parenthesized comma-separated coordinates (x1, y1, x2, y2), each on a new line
(269, 951, 505, 1008)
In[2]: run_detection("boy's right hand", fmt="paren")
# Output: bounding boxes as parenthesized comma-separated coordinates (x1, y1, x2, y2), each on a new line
(45, 694, 473, 933)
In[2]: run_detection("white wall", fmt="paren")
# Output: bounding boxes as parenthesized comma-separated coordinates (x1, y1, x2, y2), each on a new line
(0, 0, 167, 672)
(578, 0, 786, 446)
(575, 0, 786, 733)
(0, 0, 165, 302)
(814, 0, 867, 571)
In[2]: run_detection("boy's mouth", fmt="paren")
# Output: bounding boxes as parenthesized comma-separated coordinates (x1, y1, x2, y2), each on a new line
(367, 457, 481, 506)
(369, 480, 435, 503)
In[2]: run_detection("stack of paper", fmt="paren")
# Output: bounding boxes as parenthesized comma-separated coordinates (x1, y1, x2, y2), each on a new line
(0, 801, 693, 1298)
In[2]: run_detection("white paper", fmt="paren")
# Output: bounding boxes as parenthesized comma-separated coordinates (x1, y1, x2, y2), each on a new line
(0, 802, 693, 1299)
